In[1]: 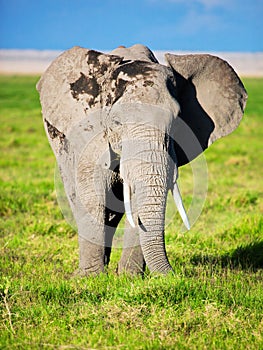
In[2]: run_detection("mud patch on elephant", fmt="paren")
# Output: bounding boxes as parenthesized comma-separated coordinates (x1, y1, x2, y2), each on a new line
(143, 80, 154, 87)
(45, 118, 65, 141)
(88, 51, 126, 76)
(70, 72, 100, 102)
(45, 119, 69, 153)
(70, 56, 157, 109)
(112, 61, 153, 80)
(87, 50, 102, 65)
(112, 78, 129, 104)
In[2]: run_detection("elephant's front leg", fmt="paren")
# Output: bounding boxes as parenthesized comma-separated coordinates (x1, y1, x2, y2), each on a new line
(76, 206, 107, 276)
(76, 162, 110, 275)
(77, 163, 126, 275)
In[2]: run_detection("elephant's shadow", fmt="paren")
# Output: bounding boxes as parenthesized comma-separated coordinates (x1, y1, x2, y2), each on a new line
(190, 240, 263, 271)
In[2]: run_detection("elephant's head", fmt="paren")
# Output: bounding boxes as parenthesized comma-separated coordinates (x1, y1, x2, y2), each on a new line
(37, 44, 247, 274)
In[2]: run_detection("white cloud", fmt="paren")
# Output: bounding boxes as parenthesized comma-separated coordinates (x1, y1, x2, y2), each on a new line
(147, 0, 234, 37)
(148, 0, 234, 10)
(197, 0, 231, 9)
(177, 9, 222, 34)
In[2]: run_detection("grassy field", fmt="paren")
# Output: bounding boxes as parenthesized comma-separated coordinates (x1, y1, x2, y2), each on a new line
(1, 75, 263, 349)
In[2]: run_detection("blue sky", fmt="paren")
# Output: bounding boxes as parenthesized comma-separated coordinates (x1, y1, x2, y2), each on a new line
(0, 0, 262, 52)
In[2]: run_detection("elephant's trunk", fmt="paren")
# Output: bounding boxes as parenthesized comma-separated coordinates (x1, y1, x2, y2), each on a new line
(120, 125, 173, 273)
(136, 168, 172, 273)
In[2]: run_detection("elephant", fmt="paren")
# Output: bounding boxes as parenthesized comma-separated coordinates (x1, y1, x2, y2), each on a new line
(37, 44, 247, 275)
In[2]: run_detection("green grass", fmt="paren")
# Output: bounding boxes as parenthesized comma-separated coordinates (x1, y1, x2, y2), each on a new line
(1, 75, 263, 349)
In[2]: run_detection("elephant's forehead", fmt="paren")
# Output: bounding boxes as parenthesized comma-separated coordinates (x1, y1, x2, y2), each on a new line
(69, 51, 171, 111)
(86, 49, 155, 79)
(111, 60, 154, 79)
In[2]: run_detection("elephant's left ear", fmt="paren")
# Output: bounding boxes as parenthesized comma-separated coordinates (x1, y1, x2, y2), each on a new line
(165, 53, 248, 165)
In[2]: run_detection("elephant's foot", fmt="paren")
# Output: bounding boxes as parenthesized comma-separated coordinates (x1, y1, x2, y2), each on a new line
(72, 267, 104, 278)
(117, 245, 145, 275)
(78, 236, 105, 276)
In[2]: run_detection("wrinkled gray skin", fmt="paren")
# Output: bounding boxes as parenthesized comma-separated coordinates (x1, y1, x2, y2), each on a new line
(37, 44, 247, 275)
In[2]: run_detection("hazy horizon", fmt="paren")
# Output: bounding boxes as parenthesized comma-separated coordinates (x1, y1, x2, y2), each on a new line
(1, 48, 262, 77)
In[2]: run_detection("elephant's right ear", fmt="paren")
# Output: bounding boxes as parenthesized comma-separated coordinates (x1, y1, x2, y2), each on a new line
(165, 53, 248, 166)
(36, 46, 124, 136)
(37, 46, 97, 135)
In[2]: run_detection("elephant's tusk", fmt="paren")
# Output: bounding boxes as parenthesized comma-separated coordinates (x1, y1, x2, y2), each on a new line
(172, 182, 190, 230)
(123, 182, 136, 228)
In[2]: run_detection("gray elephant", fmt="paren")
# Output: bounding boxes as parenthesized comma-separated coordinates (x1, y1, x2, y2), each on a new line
(37, 44, 247, 275)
